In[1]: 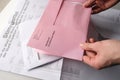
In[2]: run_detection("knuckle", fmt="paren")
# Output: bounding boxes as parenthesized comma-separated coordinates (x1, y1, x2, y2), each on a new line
(89, 0, 95, 3)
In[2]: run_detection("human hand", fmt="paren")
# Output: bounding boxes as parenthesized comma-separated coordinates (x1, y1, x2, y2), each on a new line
(80, 39, 120, 69)
(83, 0, 119, 14)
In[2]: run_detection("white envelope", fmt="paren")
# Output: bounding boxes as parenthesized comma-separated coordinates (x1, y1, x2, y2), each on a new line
(19, 19, 61, 70)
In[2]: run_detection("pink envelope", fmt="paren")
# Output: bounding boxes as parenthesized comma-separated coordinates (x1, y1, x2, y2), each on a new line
(28, 0, 91, 61)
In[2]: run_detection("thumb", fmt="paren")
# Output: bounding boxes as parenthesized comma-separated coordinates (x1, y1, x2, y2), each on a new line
(80, 43, 97, 51)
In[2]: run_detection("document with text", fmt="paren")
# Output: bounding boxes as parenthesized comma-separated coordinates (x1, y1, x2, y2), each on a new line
(0, 0, 63, 80)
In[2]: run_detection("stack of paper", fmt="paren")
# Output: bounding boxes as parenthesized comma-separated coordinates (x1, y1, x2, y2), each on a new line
(0, 0, 63, 80)
(0, 0, 91, 80)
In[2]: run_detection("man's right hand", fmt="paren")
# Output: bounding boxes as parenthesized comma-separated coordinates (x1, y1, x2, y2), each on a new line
(80, 39, 120, 69)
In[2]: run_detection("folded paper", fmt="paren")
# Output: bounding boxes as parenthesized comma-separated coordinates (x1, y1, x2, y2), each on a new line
(28, 0, 91, 61)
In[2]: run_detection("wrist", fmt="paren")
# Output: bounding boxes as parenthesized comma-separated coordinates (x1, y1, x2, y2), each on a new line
(112, 52, 120, 64)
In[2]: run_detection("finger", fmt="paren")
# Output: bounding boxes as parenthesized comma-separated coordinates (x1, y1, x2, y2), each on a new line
(83, 56, 94, 67)
(83, 0, 95, 7)
(92, 0, 119, 14)
(86, 38, 94, 43)
(92, 0, 105, 14)
(83, 55, 91, 63)
(92, 6, 102, 14)
(89, 38, 95, 43)
(96, 0, 105, 9)
(80, 43, 97, 51)
(83, 56, 101, 69)
(104, 0, 119, 9)
(86, 51, 96, 58)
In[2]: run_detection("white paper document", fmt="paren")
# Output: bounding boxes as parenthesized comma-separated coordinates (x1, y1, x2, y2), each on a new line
(19, 19, 61, 70)
(0, 0, 17, 32)
(0, 0, 63, 80)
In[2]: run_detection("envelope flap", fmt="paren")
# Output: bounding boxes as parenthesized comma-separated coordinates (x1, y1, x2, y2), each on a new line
(39, 0, 64, 25)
